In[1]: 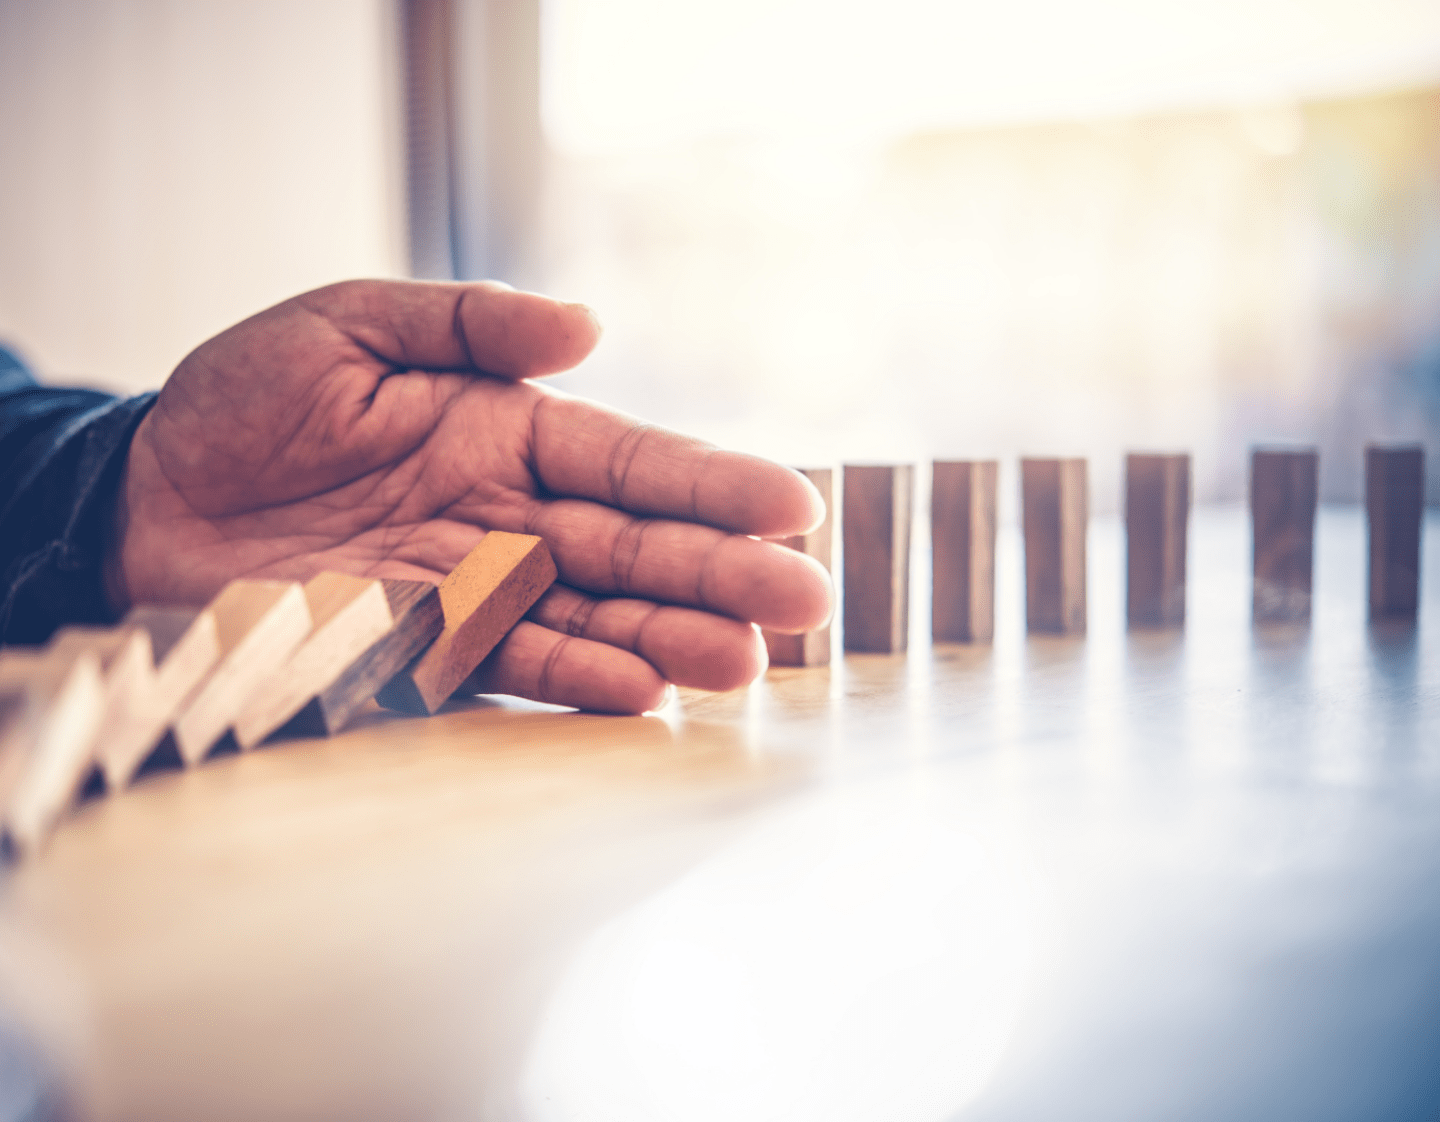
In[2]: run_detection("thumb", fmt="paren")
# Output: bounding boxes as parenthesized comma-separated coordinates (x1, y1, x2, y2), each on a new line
(301, 279, 602, 380)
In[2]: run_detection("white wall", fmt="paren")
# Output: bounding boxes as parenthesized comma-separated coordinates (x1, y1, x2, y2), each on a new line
(0, 0, 408, 394)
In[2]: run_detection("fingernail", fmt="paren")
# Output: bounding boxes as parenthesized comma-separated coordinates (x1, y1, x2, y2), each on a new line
(569, 302, 603, 337)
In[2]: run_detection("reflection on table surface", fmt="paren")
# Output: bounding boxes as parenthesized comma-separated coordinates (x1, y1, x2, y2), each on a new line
(1, 504, 1438, 1122)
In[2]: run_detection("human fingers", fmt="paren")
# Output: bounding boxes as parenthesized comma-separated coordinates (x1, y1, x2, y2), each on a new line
(301, 279, 602, 379)
(528, 583, 766, 692)
(498, 498, 832, 633)
(530, 392, 824, 538)
(463, 621, 669, 714)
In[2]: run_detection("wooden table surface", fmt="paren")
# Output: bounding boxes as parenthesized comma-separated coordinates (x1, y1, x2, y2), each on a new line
(1, 504, 1437, 1122)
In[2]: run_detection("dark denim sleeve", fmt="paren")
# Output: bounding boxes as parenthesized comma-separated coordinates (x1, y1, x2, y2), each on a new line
(0, 345, 158, 644)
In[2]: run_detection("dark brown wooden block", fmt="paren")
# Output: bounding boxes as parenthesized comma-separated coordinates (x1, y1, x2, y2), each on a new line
(1366, 444, 1424, 621)
(1022, 458, 1087, 635)
(843, 464, 913, 653)
(763, 468, 834, 667)
(276, 579, 444, 738)
(377, 533, 557, 715)
(1126, 453, 1190, 629)
(931, 460, 997, 644)
(1251, 447, 1318, 623)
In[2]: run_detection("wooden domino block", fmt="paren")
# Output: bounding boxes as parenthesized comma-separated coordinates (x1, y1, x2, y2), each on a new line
(376, 533, 557, 715)
(1251, 447, 1318, 623)
(99, 606, 220, 787)
(1126, 453, 1190, 629)
(0, 646, 106, 855)
(236, 575, 445, 747)
(931, 460, 998, 644)
(843, 464, 913, 653)
(272, 579, 444, 739)
(172, 580, 311, 764)
(1022, 457, 1087, 635)
(1366, 444, 1425, 621)
(763, 468, 834, 666)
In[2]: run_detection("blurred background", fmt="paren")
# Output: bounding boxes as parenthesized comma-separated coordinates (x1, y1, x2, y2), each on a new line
(1, 0, 1438, 509)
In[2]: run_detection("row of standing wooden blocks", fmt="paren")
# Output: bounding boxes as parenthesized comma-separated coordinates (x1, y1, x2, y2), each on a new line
(765, 445, 1426, 664)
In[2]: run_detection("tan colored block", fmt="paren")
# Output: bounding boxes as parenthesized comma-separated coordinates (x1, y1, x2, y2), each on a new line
(99, 606, 220, 788)
(278, 580, 444, 739)
(172, 581, 311, 764)
(234, 573, 396, 749)
(0, 646, 106, 855)
(377, 533, 557, 715)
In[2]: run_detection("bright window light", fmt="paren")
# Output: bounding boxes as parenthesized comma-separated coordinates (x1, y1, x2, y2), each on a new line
(544, 0, 1440, 153)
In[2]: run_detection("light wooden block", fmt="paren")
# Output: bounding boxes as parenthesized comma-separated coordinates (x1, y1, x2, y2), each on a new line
(763, 467, 834, 667)
(1022, 457, 1088, 635)
(98, 606, 220, 787)
(1251, 447, 1318, 624)
(843, 464, 913, 653)
(233, 573, 397, 749)
(376, 533, 557, 715)
(1126, 453, 1190, 629)
(0, 647, 106, 855)
(172, 581, 312, 764)
(275, 579, 445, 739)
(931, 460, 998, 644)
(1366, 444, 1424, 621)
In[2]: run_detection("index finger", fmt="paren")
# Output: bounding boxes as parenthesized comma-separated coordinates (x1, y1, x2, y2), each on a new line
(532, 391, 825, 538)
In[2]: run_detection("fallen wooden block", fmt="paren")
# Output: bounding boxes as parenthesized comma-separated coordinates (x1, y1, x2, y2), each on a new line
(98, 606, 220, 788)
(931, 460, 998, 644)
(1022, 457, 1087, 635)
(763, 468, 834, 667)
(843, 464, 914, 653)
(46, 624, 154, 795)
(1126, 453, 1190, 629)
(272, 579, 444, 739)
(1251, 447, 1318, 624)
(236, 574, 444, 747)
(172, 580, 311, 765)
(1366, 444, 1425, 621)
(376, 533, 557, 715)
(0, 646, 106, 855)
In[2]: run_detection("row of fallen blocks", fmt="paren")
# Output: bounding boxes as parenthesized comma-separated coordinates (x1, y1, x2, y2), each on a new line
(763, 444, 1426, 665)
(0, 533, 557, 856)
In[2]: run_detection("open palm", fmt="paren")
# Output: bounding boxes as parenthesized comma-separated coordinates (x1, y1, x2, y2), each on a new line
(111, 280, 831, 713)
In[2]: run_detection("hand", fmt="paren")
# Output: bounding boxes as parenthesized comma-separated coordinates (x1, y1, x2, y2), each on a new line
(109, 280, 832, 713)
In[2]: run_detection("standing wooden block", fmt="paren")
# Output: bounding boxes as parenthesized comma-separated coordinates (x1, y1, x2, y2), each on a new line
(100, 606, 220, 787)
(172, 581, 312, 765)
(1126, 453, 1191, 629)
(763, 468, 834, 666)
(0, 647, 106, 855)
(1022, 458, 1088, 635)
(1366, 444, 1425, 621)
(843, 464, 913, 653)
(931, 460, 998, 644)
(377, 532, 557, 715)
(1251, 447, 1318, 623)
